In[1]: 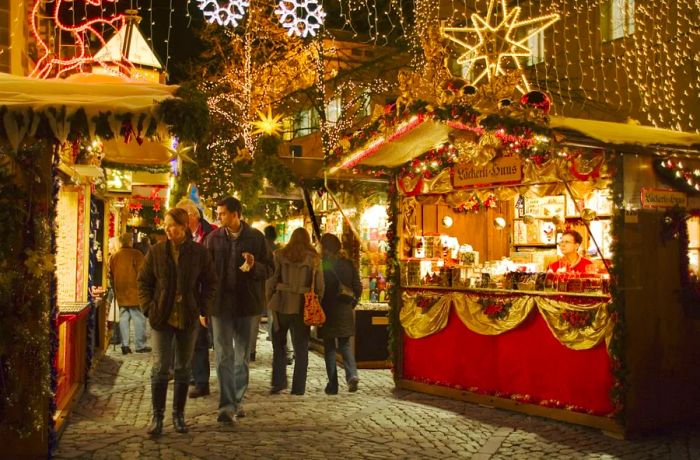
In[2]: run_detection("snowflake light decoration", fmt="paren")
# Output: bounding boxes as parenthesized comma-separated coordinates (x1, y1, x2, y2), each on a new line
(198, 0, 249, 28)
(275, 0, 326, 38)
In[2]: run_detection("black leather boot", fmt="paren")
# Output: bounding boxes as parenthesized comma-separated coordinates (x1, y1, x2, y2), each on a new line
(172, 382, 188, 433)
(147, 381, 168, 436)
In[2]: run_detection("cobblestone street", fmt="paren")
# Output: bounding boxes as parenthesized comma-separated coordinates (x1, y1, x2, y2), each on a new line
(55, 329, 700, 460)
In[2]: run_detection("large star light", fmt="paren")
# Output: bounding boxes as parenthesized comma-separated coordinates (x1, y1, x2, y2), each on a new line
(441, 0, 559, 92)
(251, 107, 284, 136)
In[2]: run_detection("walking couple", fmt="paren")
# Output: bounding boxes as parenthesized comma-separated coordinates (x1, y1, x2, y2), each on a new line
(137, 197, 273, 435)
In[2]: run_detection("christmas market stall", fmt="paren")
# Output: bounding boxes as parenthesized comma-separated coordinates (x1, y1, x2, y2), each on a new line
(0, 73, 206, 456)
(328, 94, 700, 435)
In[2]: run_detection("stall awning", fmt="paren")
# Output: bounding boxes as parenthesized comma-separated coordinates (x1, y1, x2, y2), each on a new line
(333, 115, 700, 171)
(0, 73, 179, 165)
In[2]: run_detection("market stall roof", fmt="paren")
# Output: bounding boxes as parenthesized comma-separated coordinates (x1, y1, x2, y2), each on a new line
(332, 115, 700, 171)
(0, 73, 178, 165)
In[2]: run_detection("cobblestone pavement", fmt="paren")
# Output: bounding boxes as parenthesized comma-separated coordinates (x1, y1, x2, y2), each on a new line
(55, 329, 700, 460)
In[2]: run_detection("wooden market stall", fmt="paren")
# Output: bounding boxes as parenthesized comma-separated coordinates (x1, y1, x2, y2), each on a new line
(0, 72, 205, 457)
(329, 99, 700, 436)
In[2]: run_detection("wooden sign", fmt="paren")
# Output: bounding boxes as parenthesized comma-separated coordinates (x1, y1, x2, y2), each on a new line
(640, 188, 687, 208)
(452, 156, 523, 188)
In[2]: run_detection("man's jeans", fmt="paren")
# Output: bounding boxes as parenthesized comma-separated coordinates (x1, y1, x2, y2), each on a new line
(211, 312, 255, 413)
(119, 306, 147, 350)
(190, 321, 212, 388)
(271, 312, 309, 394)
(323, 337, 358, 393)
(151, 324, 198, 385)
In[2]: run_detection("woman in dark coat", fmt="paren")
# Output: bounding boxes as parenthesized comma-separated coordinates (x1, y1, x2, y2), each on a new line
(318, 233, 362, 394)
(137, 208, 217, 436)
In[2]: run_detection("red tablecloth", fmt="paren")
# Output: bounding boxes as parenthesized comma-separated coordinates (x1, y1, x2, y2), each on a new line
(403, 308, 614, 415)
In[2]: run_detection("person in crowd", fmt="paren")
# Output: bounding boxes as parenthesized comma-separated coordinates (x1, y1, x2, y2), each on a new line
(547, 230, 594, 273)
(137, 208, 217, 436)
(318, 233, 362, 394)
(204, 196, 272, 423)
(267, 227, 324, 396)
(257, 225, 293, 364)
(176, 198, 217, 399)
(109, 232, 148, 355)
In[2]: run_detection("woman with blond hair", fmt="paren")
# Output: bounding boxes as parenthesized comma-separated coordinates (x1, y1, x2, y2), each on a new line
(267, 227, 324, 395)
(138, 208, 217, 436)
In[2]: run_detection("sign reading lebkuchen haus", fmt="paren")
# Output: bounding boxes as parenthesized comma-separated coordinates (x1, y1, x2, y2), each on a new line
(452, 156, 523, 188)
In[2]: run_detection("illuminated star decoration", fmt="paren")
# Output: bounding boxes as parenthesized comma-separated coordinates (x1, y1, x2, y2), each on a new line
(251, 107, 284, 136)
(198, 0, 249, 27)
(275, 0, 326, 38)
(440, 0, 559, 93)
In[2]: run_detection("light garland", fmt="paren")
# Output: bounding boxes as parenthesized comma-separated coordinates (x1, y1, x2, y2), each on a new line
(654, 158, 700, 194)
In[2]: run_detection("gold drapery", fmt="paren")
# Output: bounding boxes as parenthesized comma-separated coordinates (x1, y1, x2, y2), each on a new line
(400, 292, 451, 339)
(453, 294, 535, 335)
(401, 291, 614, 351)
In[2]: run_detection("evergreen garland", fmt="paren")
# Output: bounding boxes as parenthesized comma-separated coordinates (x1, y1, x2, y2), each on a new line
(0, 141, 55, 442)
(608, 152, 627, 421)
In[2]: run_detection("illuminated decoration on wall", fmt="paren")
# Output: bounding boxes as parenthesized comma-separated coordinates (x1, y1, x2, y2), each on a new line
(92, 10, 164, 83)
(440, 0, 559, 93)
(30, 0, 130, 79)
(252, 107, 284, 136)
(105, 169, 133, 193)
(275, 0, 326, 38)
(198, 0, 249, 27)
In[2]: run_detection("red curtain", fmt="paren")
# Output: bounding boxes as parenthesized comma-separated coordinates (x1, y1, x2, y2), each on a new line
(402, 309, 614, 415)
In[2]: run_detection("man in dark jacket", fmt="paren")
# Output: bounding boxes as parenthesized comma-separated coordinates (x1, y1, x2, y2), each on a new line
(177, 198, 217, 398)
(204, 196, 273, 423)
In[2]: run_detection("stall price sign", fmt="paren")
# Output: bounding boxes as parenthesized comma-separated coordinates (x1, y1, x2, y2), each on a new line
(452, 156, 523, 189)
(640, 188, 687, 208)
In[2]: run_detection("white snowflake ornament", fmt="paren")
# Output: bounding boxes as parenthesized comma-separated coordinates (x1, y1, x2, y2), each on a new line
(198, 0, 249, 28)
(275, 0, 326, 38)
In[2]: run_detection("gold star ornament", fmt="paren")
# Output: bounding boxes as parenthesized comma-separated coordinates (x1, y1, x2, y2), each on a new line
(441, 0, 559, 93)
(251, 107, 284, 136)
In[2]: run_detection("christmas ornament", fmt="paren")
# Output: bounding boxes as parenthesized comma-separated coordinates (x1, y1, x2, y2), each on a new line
(581, 208, 597, 222)
(441, 0, 559, 92)
(251, 107, 284, 136)
(275, 0, 326, 38)
(520, 90, 551, 114)
(198, 0, 249, 28)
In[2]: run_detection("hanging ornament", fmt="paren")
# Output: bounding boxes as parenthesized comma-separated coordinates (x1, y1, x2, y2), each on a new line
(198, 0, 249, 27)
(275, 0, 326, 38)
(251, 107, 284, 136)
(520, 90, 551, 114)
(440, 0, 559, 92)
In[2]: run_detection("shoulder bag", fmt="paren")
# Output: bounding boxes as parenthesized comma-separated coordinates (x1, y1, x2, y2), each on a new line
(303, 264, 326, 326)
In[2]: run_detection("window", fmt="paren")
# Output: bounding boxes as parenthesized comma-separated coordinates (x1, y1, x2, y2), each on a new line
(601, 0, 635, 42)
(326, 97, 342, 124)
(293, 108, 319, 138)
(281, 116, 294, 141)
(527, 31, 545, 66)
(359, 91, 372, 118)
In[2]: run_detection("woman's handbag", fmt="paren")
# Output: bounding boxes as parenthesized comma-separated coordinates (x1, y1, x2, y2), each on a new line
(303, 265, 326, 326)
